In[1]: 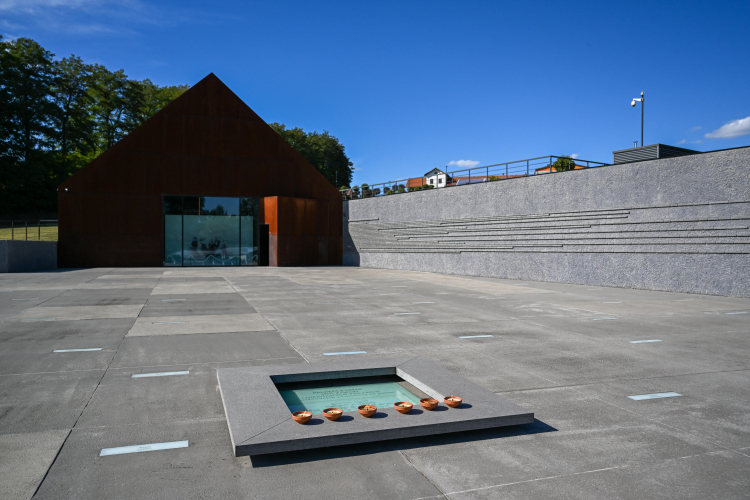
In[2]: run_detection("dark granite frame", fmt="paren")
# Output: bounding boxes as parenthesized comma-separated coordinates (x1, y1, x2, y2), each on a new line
(218, 356, 534, 456)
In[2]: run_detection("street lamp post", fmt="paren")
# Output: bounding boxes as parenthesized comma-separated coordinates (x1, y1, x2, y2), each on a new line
(631, 91, 644, 147)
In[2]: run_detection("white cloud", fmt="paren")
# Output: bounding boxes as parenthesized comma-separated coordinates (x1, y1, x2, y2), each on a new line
(0, 0, 109, 13)
(0, 0, 211, 37)
(705, 116, 750, 139)
(677, 139, 702, 145)
(570, 154, 579, 159)
(447, 159, 480, 169)
(689, 126, 702, 132)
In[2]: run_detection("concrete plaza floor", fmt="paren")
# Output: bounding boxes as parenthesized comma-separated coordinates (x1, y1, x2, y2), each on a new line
(1, 266, 749, 499)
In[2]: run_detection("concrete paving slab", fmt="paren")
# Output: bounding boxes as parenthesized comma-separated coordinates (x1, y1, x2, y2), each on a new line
(139, 293, 255, 317)
(73, 282, 156, 291)
(0, 370, 104, 434)
(0, 290, 67, 318)
(9, 305, 143, 321)
(0, 430, 69, 500)
(75, 365, 225, 428)
(0, 337, 119, 375)
(33, 419, 444, 500)
(39, 289, 152, 307)
(157, 276, 233, 283)
(151, 283, 237, 294)
(94, 273, 163, 280)
(517, 313, 700, 340)
(615, 329, 750, 371)
(471, 336, 718, 385)
(574, 370, 750, 449)
(447, 450, 750, 500)
(126, 313, 274, 336)
(110, 331, 302, 368)
(0, 317, 134, 343)
(645, 310, 750, 334)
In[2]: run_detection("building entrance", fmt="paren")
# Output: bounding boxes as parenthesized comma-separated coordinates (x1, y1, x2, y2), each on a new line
(163, 195, 259, 266)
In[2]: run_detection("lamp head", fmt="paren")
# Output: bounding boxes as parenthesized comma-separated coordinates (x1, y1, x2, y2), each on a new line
(631, 100, 637, 107)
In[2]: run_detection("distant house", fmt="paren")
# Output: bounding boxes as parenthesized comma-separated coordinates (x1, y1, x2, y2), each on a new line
(424, 168, 450, 187)
(405, 168, 452, 189)
(535, 164, 587, 174)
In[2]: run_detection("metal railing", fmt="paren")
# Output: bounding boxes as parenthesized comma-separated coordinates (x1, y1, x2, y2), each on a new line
(340, 156, 607, 200)
(0, 220, 59, 241)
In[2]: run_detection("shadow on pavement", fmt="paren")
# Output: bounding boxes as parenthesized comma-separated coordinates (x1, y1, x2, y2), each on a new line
(249, 418, 557, 467)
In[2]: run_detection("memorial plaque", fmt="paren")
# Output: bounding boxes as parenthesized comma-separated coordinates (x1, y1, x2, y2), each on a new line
(279, 381, 422, 414)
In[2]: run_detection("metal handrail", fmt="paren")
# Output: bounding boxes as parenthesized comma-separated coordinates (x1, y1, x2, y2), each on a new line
(340, 156, 608, 200)
(0, 220, 59, 241)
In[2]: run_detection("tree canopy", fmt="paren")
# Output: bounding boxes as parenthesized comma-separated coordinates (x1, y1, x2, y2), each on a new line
(0, 36, 188, 215)
(268, 123, 353, 188)
(551, 155, 577, 172)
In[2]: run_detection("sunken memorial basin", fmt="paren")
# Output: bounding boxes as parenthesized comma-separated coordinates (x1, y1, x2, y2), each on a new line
(217, 356, 534, 456)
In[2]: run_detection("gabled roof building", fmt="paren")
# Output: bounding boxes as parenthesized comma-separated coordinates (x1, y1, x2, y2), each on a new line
(58, 74, 342, 268)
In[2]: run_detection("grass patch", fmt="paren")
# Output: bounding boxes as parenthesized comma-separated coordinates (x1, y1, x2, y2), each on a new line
(0, 224, 58, 242)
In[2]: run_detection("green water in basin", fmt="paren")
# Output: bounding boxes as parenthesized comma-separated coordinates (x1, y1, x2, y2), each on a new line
(278, 381, 422, 414)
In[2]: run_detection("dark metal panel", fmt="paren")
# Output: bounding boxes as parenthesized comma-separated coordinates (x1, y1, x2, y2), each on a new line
(658, 144, 701, 159)
(613, 145, 659, 164)
(292, 198, 305, 236)
(317, 236, 328, 265)
(613, 144, 701, 164)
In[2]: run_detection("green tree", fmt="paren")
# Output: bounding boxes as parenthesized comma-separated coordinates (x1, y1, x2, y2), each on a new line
(53, 56, 95, 158)
(134, 79, 189, 124)
(0, 36, 59, 213)
(269, 123, 353, 187)
(551, 155, 577, 172)
(88, 65, 131, 151)
(0, 36, 189, 215)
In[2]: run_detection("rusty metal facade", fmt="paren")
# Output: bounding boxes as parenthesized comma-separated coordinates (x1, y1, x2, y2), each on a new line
(58, 73, 342, 267)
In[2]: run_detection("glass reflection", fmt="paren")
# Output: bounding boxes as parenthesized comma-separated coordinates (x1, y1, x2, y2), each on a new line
(163, 195, 258, 267)
(163, 196, 182, 266)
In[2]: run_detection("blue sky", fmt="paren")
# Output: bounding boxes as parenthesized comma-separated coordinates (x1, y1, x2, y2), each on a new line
(3, 0, 749, 186)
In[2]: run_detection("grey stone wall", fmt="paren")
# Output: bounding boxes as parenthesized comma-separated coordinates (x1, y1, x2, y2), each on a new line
(343, 147, 750, 297)
(0, 241, 57, 273)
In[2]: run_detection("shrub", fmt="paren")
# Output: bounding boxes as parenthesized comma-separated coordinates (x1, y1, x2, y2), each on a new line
(397, 187, 406, 193)
(488, 176, 501, 181)
(551, 156, 576, 172)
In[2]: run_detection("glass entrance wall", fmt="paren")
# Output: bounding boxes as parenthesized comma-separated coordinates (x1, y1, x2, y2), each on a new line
(163, 195, 259, 266)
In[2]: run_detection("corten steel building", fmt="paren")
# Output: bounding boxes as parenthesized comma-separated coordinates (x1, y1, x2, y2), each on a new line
(58, 74, 342, 268)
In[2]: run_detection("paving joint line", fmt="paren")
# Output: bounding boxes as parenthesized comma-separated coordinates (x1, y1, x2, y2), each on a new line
(397, 449, 450, 499)
(442, 448, 734, 497)
(32, 268, 147, 497)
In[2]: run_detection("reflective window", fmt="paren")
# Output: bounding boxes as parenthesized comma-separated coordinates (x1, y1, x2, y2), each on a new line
(163, 195, 259, 267)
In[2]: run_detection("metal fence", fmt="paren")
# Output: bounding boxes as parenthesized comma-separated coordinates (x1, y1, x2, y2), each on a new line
(0, 220, 59, 241)
(340, 155, 607, 200)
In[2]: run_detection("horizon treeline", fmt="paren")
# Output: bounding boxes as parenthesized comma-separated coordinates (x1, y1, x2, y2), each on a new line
(0, 36, 189, 215)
